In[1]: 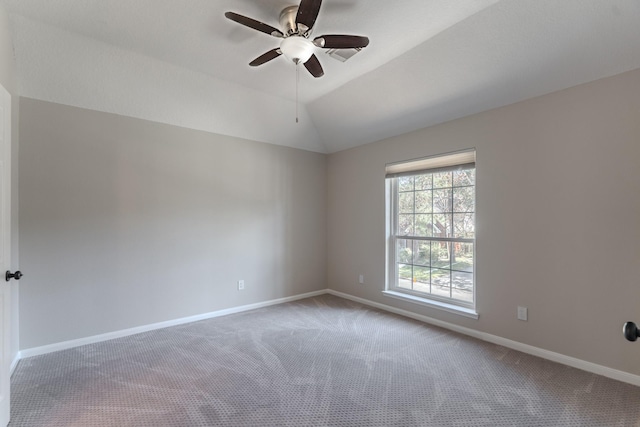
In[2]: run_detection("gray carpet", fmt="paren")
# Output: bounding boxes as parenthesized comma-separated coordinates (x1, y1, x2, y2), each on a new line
(9, 295, 640, 426)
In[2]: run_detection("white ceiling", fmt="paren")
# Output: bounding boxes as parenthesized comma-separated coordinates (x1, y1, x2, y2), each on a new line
(2, 0, 640, 153)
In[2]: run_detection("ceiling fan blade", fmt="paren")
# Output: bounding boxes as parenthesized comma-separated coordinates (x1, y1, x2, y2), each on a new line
(225, 12, 284, 38)
(296, 0, 322, 32)
(304, 54, 324, 78)
(249, 49, 282, 67)
(313, 35, 370, 49)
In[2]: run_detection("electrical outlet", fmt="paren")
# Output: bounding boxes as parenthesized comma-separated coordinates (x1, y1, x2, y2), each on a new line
(238, 280, 245, 291)
(358, 274, 364, 284)
(517, 306, 528, 321)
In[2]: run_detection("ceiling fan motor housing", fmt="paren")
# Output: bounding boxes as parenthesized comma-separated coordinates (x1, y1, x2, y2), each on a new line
(278, 5, 315, 64)
(279, 6, 300, 36)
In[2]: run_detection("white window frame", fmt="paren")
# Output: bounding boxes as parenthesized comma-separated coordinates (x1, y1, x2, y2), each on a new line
(384, 150, 478, 319)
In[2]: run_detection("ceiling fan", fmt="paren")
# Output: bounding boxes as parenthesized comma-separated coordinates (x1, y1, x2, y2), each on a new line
(225, 0, 370, 78)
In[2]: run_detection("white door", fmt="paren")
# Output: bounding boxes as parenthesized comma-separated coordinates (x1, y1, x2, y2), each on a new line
(0, 84, 12, 426)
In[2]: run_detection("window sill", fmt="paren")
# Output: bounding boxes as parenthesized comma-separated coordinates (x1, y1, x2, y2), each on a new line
(382, 290, 479, 319)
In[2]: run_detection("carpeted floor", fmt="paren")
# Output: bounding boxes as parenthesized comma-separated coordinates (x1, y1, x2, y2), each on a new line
(9, 295, 640, 426)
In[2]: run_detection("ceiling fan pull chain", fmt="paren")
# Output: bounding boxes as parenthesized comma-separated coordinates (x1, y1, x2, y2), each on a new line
(296, 61, 300, 123)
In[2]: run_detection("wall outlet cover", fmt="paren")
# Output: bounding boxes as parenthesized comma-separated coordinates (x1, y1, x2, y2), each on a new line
(517, 306, 528, 321)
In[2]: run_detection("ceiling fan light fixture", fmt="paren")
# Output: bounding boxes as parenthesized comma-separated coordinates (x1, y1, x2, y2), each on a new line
(280, 36, 315, 64)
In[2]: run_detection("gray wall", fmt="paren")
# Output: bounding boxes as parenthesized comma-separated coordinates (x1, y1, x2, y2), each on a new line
(19, 99, 327, 349)
(327, 68, 640, 375)
(0, 4, 20, 366)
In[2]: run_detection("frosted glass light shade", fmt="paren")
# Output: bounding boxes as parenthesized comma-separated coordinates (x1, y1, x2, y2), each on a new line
(280, 36, 315, 64)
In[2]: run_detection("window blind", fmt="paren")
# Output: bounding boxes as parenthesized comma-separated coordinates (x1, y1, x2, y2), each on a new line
(385, 149, 476, 178)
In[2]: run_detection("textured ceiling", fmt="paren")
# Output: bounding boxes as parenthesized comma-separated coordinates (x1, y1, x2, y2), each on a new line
(2, 0, 640, 153)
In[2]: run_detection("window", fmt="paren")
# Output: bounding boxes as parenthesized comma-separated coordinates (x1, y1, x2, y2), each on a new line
(386, 150, 476, 314)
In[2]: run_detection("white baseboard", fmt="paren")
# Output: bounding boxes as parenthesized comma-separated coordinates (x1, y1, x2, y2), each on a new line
(327, 289, 640, 387)
(16, 288, 640, 388)
(19, 289, 328, 359)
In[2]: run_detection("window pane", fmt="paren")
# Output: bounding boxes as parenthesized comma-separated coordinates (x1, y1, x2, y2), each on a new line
(433, 189, 452, 213)
(390, 163, 475, 308)
(415, 214, 432, 237)
(453, 213, 474, 238)
(413, 240, 431, 266)
(415, 190, 432, 213)
(397, 264, 412, 289)
(398, 214, 414, 235)
(431, 242, 450, 268)
(453, 186, 474, 213)
(399, 176, 414, 192)
(453, 243, 473, 273)
(431, 268, 451, 298)
(415, 174, 432, 190)
(452, 271, 473, 302)
(433, 171, 452, 188)
(432, 213, 452, 237)
(396, 239, 412, 264)
(399, 192, 414, 213)
(413, 266, 430, 291)
(453, 169, 475, 187)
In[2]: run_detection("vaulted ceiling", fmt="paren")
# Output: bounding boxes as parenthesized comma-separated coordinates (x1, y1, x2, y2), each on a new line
(2, 0, 640, 153)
